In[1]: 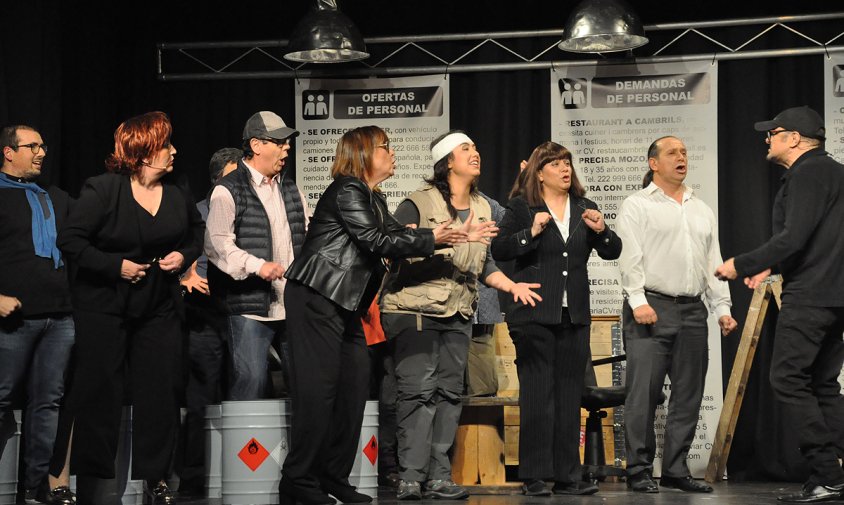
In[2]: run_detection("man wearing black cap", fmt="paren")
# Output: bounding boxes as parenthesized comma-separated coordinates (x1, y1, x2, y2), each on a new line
(205, 112, 309, 401)
(716, 106, 844, 503)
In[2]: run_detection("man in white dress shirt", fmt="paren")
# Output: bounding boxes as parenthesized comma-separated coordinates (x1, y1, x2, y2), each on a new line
(616, 135, 737, 493)
(204, 111, 309, 400)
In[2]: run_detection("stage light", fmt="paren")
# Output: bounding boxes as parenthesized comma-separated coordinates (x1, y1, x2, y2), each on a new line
(284, 0, 369, 63)
(558, 0, 648, 53)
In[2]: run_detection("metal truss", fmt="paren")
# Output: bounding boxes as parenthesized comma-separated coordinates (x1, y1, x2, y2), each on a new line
(157, 12, 844, 81)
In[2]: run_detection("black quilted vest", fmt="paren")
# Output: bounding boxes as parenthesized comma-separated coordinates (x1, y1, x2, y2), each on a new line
(207, 161, 306, 316)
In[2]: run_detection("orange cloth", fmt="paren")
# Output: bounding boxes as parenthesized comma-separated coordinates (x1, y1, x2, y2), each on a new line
(361, 297, 386, 346)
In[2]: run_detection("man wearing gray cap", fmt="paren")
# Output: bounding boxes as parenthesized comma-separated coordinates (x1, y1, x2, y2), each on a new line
(716, 106, 844, 503)
(205, 111, 309, 400)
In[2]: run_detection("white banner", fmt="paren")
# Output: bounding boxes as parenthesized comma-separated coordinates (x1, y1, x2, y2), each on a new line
(551, 61, 721, 477)
(824, 55, 844, 393)
(294, 75, 451, 212)
(826, 54, 844, 163)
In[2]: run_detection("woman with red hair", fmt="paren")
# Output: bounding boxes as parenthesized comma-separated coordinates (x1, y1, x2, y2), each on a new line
(55, 111, 203, 504)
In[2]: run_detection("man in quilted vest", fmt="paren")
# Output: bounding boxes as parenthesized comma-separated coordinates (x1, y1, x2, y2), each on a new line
(205, 111, 309, 400)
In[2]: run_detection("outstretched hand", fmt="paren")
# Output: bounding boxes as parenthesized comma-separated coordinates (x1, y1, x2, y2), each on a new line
(458, 209, 499, 244)
(180, 261, 209, 295)
(511, 282, 542, 307)
(433, 219, 469, 246)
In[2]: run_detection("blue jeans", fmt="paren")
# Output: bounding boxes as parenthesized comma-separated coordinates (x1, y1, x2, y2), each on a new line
(226, 316, 289, 400)
(0, 315, 75, 489)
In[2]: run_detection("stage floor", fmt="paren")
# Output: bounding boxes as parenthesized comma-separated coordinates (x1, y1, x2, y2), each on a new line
(180, 481, 814, 505)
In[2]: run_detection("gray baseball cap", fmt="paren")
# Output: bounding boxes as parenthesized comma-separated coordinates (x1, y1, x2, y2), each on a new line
(242, 111, 299, 141)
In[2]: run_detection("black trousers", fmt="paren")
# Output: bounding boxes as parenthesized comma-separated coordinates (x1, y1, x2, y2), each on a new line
(623, 296, 709, 479)
(370, 340, 398, 477)
(176, 305, 226, 490)
(281, 281, 370, 492)
(770, 303, 844, 486)
(509, 310, 590, 483)
(57, 309, 182, 480)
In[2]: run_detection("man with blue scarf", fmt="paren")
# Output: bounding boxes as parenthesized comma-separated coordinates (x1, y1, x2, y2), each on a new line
(0, 125, 75, 505)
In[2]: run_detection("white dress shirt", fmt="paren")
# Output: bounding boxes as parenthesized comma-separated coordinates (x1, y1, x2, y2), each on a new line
(616, 183, 731, 318)
(204, 161, 309, 320)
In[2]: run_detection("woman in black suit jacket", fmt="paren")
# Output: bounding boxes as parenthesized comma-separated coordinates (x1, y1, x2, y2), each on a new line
(55, 111, 203, 504)
(280, 126, 464, 505)
(491, 141, 621, 497)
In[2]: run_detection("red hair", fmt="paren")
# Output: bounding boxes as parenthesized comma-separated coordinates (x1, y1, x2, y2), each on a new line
(105, 111, 172, 175)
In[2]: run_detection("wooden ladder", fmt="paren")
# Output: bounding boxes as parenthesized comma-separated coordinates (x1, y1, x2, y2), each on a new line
(704, 275, 782, 483)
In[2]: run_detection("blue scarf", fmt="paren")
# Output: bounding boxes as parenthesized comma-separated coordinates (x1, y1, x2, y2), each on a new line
(0, 173, 63, 268)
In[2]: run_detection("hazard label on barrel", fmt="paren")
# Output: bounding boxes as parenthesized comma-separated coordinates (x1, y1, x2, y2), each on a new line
(362, 435, 378, 466)
(238, 437, 270, 471)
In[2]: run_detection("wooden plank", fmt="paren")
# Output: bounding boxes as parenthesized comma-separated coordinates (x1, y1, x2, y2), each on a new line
(452, 408, 479, 485)
(704, 280, 778, 483)
(770, 275, 783, 308)
(476, 407, 506, 485)
(590, 340, 613, 357)
(503, 405, 520, 426)
(496, 356, 520, 392)
(462, 396, 518, 407)
(504, 426, 519, 465)
(590, 320, 615, 343)
(494, 323, 516, 356)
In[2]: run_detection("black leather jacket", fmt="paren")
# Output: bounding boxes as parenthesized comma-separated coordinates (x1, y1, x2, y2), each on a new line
(285, 175, 435, 312)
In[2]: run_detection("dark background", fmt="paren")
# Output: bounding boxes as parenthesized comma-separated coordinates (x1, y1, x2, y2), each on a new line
(3, 0, 842, 482)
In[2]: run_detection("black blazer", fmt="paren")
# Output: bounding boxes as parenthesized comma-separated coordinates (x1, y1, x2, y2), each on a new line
(285, 176, 435, 313)
(58, 172, 204, 315)
(490, 194, 622, 326)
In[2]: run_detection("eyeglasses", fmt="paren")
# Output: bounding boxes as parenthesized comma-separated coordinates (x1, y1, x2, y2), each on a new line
(766, 130, 792, 141)
(376, 141, 391, 151)
(12, 143, 48, 154)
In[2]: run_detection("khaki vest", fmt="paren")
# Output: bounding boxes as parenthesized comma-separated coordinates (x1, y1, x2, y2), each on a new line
(380, 186, 491, 319)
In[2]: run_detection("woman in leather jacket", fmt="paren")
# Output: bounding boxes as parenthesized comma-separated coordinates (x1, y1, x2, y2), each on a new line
(279, 126, 466, 505)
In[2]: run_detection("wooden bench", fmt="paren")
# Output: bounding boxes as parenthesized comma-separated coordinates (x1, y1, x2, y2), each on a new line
(451, 396, 522, 493)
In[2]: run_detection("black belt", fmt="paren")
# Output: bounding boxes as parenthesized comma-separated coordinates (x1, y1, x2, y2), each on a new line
(645, 290, 701, 304)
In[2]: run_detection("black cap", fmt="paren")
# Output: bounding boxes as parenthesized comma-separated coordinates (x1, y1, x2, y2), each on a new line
(242, 111, 299, 141)
(754, 106, 825, 140)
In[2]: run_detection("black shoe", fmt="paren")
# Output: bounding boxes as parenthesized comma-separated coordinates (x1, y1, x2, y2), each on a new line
(278, 478, 335, 505)
(37, 486, 77, 505)
(660, 475, 713, 493)
(319, 478, 372, 504)
(777, 481, 844, 503)
(423, 479, 469, 500)
(144, 481, 176, 504)
(553, 481, 599, 495)
(627, 471, 659, 493)
(522, 479, 550, 496)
